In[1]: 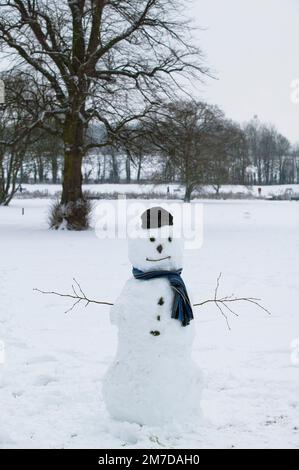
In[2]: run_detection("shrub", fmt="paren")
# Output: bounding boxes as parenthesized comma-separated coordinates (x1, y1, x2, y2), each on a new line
(49, 197, 93, 230)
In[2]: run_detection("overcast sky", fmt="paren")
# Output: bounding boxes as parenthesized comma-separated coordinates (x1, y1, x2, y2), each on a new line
(0, 0, 298, 143)
(190, 0, 299, 143)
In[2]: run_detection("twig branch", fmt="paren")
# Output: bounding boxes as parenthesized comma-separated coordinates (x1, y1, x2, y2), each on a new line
(34, 274, 270, 329)
(34, 278, 113, 314)
(193, 272, 271, 329)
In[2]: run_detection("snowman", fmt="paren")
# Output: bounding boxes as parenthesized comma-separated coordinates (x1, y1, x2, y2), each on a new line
(103, 206, 202, 427)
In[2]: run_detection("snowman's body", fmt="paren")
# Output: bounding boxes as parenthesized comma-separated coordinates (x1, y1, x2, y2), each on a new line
(103, 215, 202, 427)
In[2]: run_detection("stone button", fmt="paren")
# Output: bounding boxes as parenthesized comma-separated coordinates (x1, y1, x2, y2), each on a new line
(150, 330, 160, 337)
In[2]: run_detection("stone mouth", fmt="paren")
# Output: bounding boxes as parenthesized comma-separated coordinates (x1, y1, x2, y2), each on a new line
(146, 256, 171, 262)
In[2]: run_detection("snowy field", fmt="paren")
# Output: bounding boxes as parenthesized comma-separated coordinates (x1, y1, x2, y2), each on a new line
(18, 182, 299, 199)
(1, 197, 299, 448)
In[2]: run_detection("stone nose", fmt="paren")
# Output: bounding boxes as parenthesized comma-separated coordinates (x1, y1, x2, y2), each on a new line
(156, 244, 163, 254)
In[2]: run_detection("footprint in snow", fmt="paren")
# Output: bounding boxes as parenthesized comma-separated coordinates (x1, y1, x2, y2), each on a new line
(26, 355, 58, 365)
(12, 390, 24, 398)
(34, 375, 59, 386)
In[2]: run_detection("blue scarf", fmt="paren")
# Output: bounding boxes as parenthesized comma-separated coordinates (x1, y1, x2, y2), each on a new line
(132, 268, 194, 327)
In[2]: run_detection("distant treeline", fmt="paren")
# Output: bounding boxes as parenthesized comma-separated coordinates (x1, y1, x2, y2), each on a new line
(1, 97, 298, 205)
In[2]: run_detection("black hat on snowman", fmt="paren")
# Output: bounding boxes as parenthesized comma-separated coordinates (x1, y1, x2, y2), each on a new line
(141, 206, 173, 230)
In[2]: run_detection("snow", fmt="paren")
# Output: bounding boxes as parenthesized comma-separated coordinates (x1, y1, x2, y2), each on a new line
(17, 182, 299, 199)
(1, 197, 299, 448)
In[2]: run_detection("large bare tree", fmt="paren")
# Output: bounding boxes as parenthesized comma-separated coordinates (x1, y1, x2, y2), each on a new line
(0, 0, 207, 228)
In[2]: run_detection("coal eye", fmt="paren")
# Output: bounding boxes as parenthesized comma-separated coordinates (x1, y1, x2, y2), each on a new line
(168, 237, 172, 242)
(150, 237, 155, 242)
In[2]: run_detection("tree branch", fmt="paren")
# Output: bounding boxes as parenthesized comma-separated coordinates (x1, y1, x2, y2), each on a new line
(34, 274, 270, 329)
(34, 278, 113, 314)
(193, 272, 271, 330)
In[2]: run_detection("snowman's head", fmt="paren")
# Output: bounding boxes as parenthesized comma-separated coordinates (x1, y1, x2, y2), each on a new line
(128, 207, 183, 272)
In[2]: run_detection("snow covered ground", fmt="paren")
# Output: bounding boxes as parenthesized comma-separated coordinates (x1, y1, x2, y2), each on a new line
(0, 197, 299, 448)
(18, 182, 299, 199)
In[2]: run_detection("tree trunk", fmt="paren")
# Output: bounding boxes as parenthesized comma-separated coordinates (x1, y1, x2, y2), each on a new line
(33, 163, 37, 184)
(50, 112, 89, 230)
(61, 146, 83, 202)
(51, 156, 58, 184)
(102, 156, 106, 182)
(184, 185, 193, 203)
(214, 184, 220, 196)
(37, 156, 44, 183)
(110, 151, 120, 183)
(20, 163, 24, 184)
(0, 147, 23, 206)
(61, 114, 84, 204)
(125, 153, 131, 183)
(137, 154, 142, 182)
(96, 156, 101, 182)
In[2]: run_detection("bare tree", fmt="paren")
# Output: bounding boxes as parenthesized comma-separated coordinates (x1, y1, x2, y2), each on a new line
(116, 122, 154, 183)
(149, 100, 224, 202)
(276, 133, 291, 184)
(23, 128, 63, 183)
(244, 119, 293, 186)
(0, 122, 27, 205)
(259, 124, 277, 185)
(205, 120, 247, 194)
(0, 0, 207, 229)
(0, 73, 35, 205)
(244, 118, 263, 184)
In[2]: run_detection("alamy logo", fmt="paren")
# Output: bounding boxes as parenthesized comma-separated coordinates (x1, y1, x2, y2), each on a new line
(0, 340, 5, 365)
(95, 198, 204, 250)
(290, 339, 299, 366)
(0, 79, 4, 104)
(290, 79, 299, 104)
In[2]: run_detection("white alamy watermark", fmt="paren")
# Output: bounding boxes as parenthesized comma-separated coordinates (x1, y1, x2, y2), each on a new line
(290, 79, 299, 104)
(0, 79, 4, 104)
(95, 197, 204, 250)
(290, 339, 299, 366)
(0, 340, 5, 365)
